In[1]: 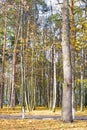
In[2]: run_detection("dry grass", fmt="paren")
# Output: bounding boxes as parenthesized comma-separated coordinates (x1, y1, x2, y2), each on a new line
(0, 107, 87, 130)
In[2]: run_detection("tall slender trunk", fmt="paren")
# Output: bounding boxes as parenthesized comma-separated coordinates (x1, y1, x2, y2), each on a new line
(10, 5, 20, 108)
(47, 63, 50, 108)
(49, 47, 53, 109)
(30, 46, 34, 110)
(21, 45, 25, 118)
(52, 46, 57, 112)
(50, 2, 57, 110)
(80, 48, 84, 111)
(61, 0, 73, 122)
(20, 1, 26, 118)
(25, 19, 30, 111)
(0, 14, 7, 108)
(70, 0, 76, 119)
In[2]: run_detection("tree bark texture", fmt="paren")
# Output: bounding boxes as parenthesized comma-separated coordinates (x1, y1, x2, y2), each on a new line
(61, 0, 73, 122)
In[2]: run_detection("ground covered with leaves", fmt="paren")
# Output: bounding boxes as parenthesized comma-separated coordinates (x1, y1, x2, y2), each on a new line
(0, 107, 87, 130)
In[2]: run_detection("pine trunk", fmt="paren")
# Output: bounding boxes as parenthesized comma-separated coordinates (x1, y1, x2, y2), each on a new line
(61, 0, 73, 122)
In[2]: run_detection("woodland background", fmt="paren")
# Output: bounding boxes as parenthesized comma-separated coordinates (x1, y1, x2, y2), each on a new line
(0, 0, 87, 124)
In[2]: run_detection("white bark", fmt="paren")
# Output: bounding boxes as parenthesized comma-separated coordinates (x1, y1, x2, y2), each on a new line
(52, 46, 57, 112)
(22, 106, 25, 119)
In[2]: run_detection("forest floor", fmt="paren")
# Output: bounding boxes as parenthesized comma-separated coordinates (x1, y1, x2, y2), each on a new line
(0, 107, 87, 130)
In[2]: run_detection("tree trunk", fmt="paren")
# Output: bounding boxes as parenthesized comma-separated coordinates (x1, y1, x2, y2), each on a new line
(21, 53, 25, 118)
(47, 63, 50, 108)
(49, 47, 53, 109)
(25, 15, 30, 111)
(80, 48, 84, 111)
(30, 46, 34, 110)
(52, 46, 57, 112)
(70, 0, 76, 119)
(61, 0, 73, 122)
(0, 13, 7, 109)
(10, 5, 20, 108)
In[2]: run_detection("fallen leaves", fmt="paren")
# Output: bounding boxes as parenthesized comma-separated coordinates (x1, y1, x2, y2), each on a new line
(0, 118, 87, 130)
(0, 107, 87, 130)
